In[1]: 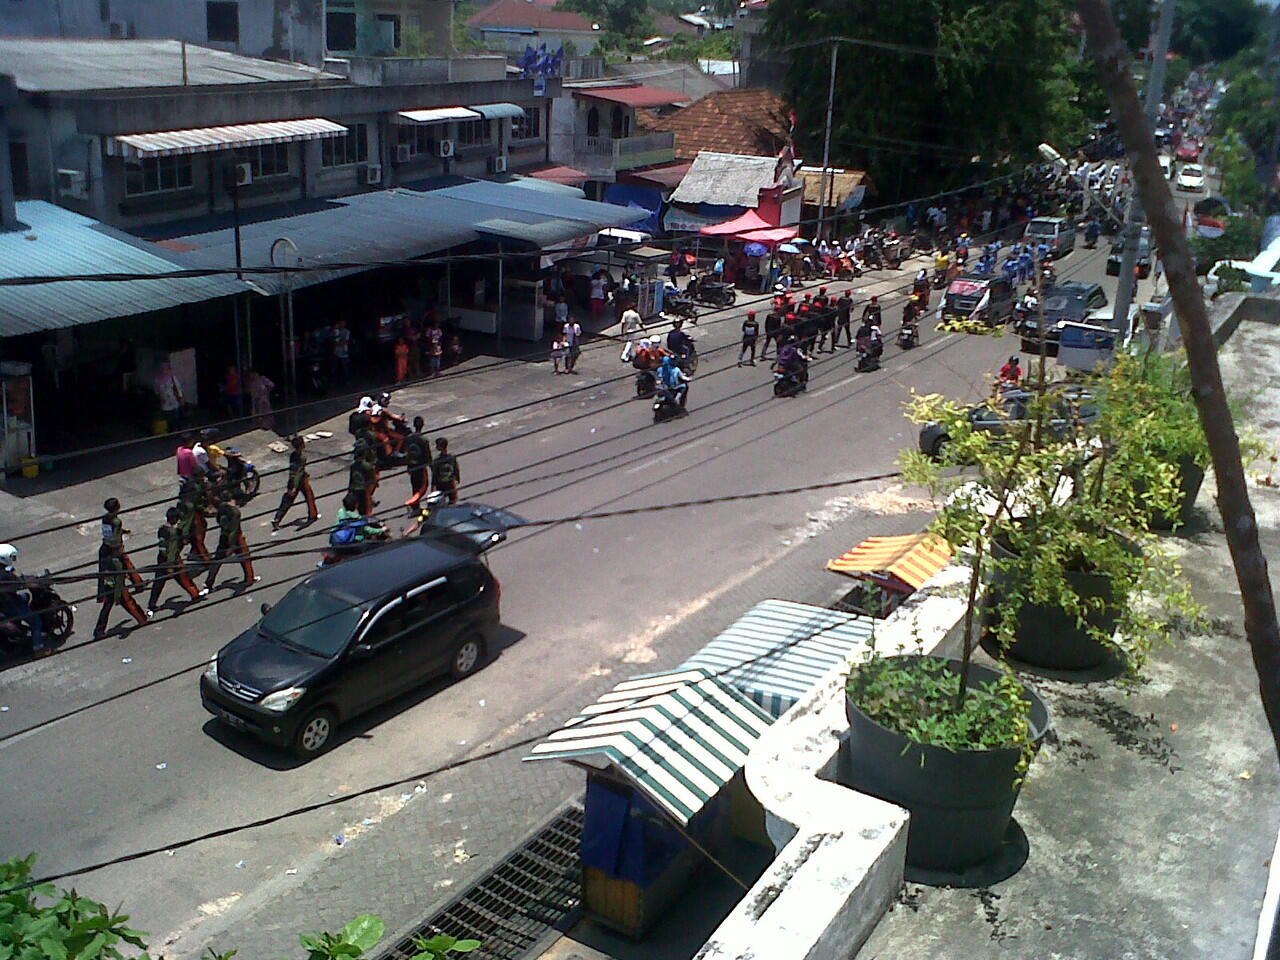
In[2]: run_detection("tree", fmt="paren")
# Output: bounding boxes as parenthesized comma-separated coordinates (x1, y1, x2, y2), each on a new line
(1213, 129, 1265, 211)
(761, 0, 1097, 200)
(1215, 70, 1276, 159)
(1189, 213, 1263, 267)
(559, 0, 653, 38)
(1172, 0, 1264, 65)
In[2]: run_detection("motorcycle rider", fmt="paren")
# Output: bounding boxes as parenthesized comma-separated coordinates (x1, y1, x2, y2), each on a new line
(657, 354, 690, 408)
(862, 295, 883, 326)
(774, 335, 810, 387)
(0, 543, 48, 656)
(855, 315, 884, 367)
(1085, 217, 1101, 248)
(666, 319, 696, 365)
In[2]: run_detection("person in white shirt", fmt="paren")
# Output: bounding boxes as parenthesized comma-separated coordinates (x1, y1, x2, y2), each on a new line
(589, 273, 607, 320)
(620, 303, 643, 338)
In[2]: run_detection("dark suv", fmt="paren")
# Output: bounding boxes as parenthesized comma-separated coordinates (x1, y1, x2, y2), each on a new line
(201, 537, 501, 757)
(1017, 282, 1108, 354)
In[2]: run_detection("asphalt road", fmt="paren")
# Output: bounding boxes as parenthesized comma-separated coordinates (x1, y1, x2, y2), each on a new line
(0, 239, 1134, 951)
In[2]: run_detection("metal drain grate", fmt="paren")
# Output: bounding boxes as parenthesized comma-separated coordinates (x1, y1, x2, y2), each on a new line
(381, 803, 584, 960)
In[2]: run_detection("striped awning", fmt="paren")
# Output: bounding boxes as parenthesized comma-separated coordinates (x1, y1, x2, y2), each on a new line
(681, 600, 875, 718)
(470, 102, 525, 120)
(397, 106, 482, 124)
(524, 668, 773, 826)
(826, 532, 952, 591)
(106, 118, 347, 159)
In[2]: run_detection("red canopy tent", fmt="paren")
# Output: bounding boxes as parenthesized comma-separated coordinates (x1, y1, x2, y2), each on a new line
(699, 209, 775, 237)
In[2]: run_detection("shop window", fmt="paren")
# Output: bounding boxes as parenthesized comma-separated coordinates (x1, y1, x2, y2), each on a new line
(243, 143, 290, 178)
(398, 124, 434, 158)
(327, 10, 357, 51)
(206, 1, 239, 42)
(456, 119, 490, 146)
(321, 123, 369, 167)
(512, 108, 541, 140)
(125, 155, 194, 197)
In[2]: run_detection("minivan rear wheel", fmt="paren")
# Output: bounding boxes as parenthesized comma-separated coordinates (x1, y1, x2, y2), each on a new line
(293, 707, 337, 758)
(451, 635, 485, 680)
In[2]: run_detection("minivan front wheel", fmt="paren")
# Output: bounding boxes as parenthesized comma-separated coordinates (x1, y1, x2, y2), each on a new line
(451, 635, 485, 680)
(293, 707, 337, 758)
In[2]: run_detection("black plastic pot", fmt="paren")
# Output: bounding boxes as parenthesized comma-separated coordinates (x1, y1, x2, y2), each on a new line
(844, 656, 1050, 874)
(1150, 455, 1205, 531)
(987, 535, 1130, 671)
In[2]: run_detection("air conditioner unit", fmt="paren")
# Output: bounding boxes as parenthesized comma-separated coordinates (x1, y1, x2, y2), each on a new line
(365, 163, 383, 185)
(488, 155, 508, 174)
(394, 143, 413, 164)
(437, 139, 455, 158)
(56, 169, 88, 200)
(233, 162, 253, 187)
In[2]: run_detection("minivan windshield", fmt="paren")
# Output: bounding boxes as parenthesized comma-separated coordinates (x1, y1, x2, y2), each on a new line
(260, 584, 365, 657)
(1025, 221, 1057, 237)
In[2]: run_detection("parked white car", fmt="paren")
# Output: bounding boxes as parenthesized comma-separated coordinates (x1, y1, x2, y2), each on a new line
(1158, 155, 1172, 180)
(1176, 164, 1205, 192)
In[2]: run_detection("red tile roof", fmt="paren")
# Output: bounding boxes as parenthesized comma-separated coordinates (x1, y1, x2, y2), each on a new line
(467, 0, 595, 33)
(620, 161, 693, 190)
(637, 88, 791, 160)
(573, 85, 694, 108)
(525, 165, 589, 186)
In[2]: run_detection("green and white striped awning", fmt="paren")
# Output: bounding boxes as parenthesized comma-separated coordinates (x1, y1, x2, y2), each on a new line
(681, 599, 876, 718)
(524, 668, 774, 826)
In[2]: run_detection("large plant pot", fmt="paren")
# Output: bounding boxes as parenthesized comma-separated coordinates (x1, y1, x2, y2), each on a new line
(1150, 455, 1205, 531)
(987, 535, 1132, 671)
(844, 656, 1050, 875)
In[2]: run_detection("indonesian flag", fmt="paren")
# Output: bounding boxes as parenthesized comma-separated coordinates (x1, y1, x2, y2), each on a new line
(968, 287, 991, 322)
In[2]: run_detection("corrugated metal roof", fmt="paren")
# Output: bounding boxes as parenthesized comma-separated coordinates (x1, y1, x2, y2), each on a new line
(571, 85, 693, 108)
(524, 668, 773, 826)
(680, 600, 875, 718)
(470, 103, 525, 120)
(0, 201, 249, 338)
(0, 39, 341, 92)
(107, 119, 347, 159)
(158, 181, 646, 295)
(670, 151, 782, 207)
(398, 107, 482, 124)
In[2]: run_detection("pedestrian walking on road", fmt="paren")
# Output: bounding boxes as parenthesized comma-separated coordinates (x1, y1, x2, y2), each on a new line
(550, 335, 568, 374)
(147, 507, 204, 612)
(93, 543, 148, 639)
(349, 442, 378, 515)
(177, 478, 213, 565)
(563, 319, 582, 373)
(738, 311, 759, 365)
(205, 490, 258, 591)
(833, 291, 853, 348)
(101, 498, 145, 590)
(176, 433, 198, 486)
(432, 437, 460, 505)
(273, 435, 320, 531)
(760, 308, 781, 361)
(404, 417, 432, 507)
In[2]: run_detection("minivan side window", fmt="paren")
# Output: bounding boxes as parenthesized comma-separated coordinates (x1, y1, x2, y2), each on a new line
(446, 565, 486, 604)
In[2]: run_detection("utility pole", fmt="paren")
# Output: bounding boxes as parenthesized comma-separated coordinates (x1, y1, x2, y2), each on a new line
(818, 41, 838, 239)
(1109, 0, 1174, 340)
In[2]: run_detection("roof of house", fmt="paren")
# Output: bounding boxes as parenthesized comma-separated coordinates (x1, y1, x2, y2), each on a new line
(0, 201, 250, 337)
(466, 0, 596, 33)
(796, 166, 874, 205)
(653, 14, 702, 36)
(668, 151, 784, 207)
(604, 61, 733, 101)
(570, 84, 693, 108)
(0, 39, 338, 92)
(638, 87, 791, 161)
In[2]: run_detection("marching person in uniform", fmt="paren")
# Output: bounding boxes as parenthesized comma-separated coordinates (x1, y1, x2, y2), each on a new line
(272, 435, 320, 531)
(404, 417, 432, 507)
(94, 543, 149, 639)
(205, 489, 258, 592)
(431, 437, 460, 505)
(100, 497, 145, 590)
(148, 507, 205, 613)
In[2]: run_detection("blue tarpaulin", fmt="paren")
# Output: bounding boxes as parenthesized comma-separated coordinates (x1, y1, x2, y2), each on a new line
(603, 183, 662, 235)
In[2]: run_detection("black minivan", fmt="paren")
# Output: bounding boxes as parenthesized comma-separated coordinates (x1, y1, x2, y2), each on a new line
(201, 537, 501, 757)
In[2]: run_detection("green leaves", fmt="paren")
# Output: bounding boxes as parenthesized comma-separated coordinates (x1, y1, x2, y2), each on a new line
(408, 933, 483, 958)
(299, 914, 386, 960)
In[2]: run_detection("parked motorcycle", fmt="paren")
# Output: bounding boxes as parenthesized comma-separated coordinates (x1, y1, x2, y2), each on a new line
(0, 575, 74, 658)
(686, 274, 737, 307)
(883, 238, 905, 269)
(663, 293, 699, 321)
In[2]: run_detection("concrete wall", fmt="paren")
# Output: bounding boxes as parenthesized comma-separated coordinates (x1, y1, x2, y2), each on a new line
(694, 563, 975, 960)
(0, 0, 326, 65)
(475, 26, 599, 55)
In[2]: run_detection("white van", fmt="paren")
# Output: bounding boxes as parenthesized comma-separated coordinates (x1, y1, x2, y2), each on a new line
(1023, 217, 1076, 258)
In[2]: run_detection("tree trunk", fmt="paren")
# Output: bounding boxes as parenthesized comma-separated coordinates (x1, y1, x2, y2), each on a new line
(1076, 0, 1280, 789)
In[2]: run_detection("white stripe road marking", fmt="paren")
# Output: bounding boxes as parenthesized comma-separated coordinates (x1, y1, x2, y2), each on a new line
(812, 331, 960, 396)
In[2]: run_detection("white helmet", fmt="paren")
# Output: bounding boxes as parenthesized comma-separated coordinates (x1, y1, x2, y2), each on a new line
(0, 543, 16, 569)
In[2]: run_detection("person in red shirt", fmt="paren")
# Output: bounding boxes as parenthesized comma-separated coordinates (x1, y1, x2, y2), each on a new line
(998, 355, 1023, 388)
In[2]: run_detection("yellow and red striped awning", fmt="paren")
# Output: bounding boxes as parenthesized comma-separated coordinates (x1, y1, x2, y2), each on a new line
(826, 533, 952, 591)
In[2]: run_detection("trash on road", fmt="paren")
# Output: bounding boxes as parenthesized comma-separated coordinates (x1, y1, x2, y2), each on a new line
(334, 834, 347, 846)
(155, 762, 168, 770)
(235, 860, 247, 869)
